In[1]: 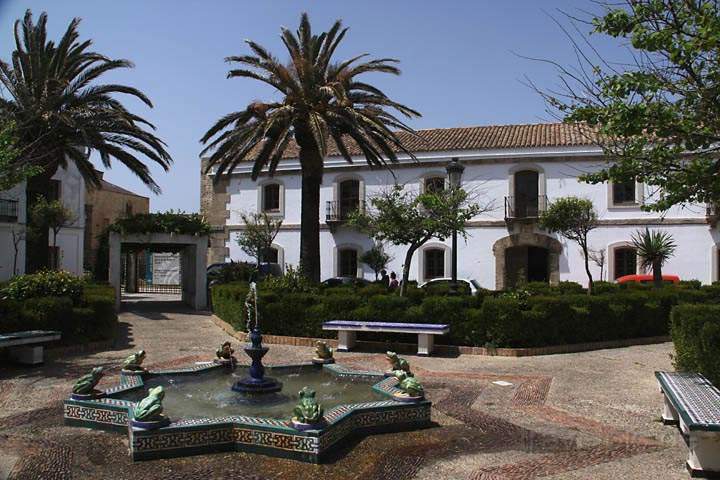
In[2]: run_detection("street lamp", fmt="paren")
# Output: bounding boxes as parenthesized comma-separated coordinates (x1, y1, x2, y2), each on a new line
(445, 157, 465, 295)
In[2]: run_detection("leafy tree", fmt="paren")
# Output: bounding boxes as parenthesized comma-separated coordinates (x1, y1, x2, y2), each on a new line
(0, 121, 41, 190)
(360, 242, 392, 280)
(540, 197, 598, 293)
(237, 212, 283, 268)
(536, 0, 720, 211)
(29, 197, 77, 269)
(631, 228, 677, 288)
(349, 186, 482, 296)
(0, 11, 171, 270)
(201, 13, 420, 282)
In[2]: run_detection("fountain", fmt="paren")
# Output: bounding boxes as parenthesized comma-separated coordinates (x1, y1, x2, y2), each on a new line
(231, 282, 282, 394)
(63, 282, 432, 463)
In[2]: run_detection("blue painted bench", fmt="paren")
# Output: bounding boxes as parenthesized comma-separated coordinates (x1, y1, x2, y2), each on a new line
(322, 320, 449, 356)
(656, 371, 720, 477)
(0, 330, 61, 365)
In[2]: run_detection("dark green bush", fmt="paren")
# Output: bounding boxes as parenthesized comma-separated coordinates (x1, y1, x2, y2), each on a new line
(671, 304, 720, 386)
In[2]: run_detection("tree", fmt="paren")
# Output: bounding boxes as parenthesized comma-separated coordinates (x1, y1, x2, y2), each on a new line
(360, 242, 392, 281)
(29, 197, 77, 269)
(631, 228, 677, 288)
(237, 212, 283, 268)
(0, 10, 171, 270)
(349, 186, 482, 296)
(201, 13, 420, 282)
(10, 225, 26, 276)
(588, 247, 606, 282)
(535, 1, 720, 212)
(540, 197, 598, 293)
(0, 121, 41, 191)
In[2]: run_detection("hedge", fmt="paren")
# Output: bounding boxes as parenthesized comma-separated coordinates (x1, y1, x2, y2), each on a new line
(671, 304, 720, 386)
(0, 282, 117, 344)
(211, 281, 714, 349)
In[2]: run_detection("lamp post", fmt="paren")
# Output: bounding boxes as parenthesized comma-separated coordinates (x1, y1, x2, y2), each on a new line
(446, 157, 465, 295)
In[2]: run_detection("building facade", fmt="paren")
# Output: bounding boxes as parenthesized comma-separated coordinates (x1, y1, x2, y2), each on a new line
(0, 163, 86, 281)
(84, 171, 149, 271)
(201, 123, 720, 289)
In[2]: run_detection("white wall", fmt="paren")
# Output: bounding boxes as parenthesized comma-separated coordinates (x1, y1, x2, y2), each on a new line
(220, 148, 718, 288)
(0, 163, 85, 280)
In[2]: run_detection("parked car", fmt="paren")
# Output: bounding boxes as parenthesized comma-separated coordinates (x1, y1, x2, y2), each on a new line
(418, 278, 482, 295)
(616, 274, 680, 285)
(321, 277, 371, 287)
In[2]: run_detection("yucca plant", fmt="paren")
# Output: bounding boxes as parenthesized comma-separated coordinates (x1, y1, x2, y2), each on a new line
(201, 13, 420, 282)
(631, 228, 677, 288)
(0, 10, 171, 270)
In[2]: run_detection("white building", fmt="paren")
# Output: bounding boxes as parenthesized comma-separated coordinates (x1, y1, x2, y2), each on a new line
(201, 123, 720, 289)
(0, 163, 85, 281)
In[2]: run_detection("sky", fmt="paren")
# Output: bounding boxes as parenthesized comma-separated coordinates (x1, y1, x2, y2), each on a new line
(0, 0, 627, 213)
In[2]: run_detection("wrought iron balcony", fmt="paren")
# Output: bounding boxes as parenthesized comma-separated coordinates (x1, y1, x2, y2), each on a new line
(0, 198, 18, 222)
(326, 200, 365, 223)
(504, 195, 547, 220)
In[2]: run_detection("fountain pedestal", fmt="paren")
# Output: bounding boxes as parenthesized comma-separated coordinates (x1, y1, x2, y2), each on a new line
(232, 329, 282, 394)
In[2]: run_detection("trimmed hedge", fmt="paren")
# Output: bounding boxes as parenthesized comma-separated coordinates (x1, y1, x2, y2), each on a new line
(211, 281, 715, 349)
(0, 282, 117, 344)
(671, 304, 720, 386)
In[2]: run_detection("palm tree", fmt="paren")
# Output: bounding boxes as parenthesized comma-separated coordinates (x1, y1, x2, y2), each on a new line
(631, 228, 677, 288)
(0, 10, 171, 270)
(201, 13, 420, 282)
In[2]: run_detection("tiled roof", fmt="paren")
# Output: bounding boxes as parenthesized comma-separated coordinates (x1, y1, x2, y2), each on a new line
(272, 122, 598, 159)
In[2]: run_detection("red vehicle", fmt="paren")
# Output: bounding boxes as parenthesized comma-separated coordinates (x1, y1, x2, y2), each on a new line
(616, 274, 680, 285)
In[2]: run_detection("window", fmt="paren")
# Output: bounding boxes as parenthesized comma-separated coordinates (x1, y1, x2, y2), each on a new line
(262, 184, 281, 212)
(614, 247, 637, 279)
(424, 249, 445, 280)
(338, 249, 358, 277)
(48, 180, 61, 201)
(424, 176, 445, 193)
(612, 180, 637, 205)
(261, 247, 279, 264)
(339, 180, 360, 219)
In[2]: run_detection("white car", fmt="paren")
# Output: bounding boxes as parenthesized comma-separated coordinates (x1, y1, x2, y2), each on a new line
(418, 278, 482, 295)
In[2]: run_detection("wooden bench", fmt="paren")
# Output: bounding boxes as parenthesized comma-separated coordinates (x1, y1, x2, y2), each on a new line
(322, 320, 449, 356)
(656, 371, 720, 478)
(0, 330, 61, 365)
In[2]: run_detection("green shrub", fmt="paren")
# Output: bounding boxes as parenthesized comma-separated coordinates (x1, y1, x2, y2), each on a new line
(671, 304, 720, 386)
(2, 270, 84, 303)
(592, 281, 619, 294)
(481, 297, 525, 347)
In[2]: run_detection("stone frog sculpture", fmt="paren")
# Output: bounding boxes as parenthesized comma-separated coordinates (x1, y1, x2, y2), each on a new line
(72, 367, 104, 395)
(216, 342, 235, 362)
(313, 341, 335, 364)
(122, 350, 147, 372)
(398, 376, 424, 399)
(292, 386, 324, 425)
(385, 351, 411, 375)
(133, 386, 166, 423)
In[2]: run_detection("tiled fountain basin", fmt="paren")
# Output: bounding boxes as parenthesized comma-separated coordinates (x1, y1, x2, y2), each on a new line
(63, 362, 432, 463)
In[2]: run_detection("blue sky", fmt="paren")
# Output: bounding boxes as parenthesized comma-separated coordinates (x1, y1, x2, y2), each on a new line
(0, 1, 625, 212)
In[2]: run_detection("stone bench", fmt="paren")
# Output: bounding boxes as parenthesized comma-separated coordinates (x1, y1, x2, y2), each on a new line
(656, 371, 720, 478)
(322, 320, 449, 356)
(0, 330, 61, 365)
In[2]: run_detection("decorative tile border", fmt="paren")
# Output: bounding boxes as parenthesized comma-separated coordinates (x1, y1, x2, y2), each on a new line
(63, 360, 432, 463)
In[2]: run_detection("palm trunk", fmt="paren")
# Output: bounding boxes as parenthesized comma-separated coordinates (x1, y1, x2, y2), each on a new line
(296, 127, 323, 283)
(653, 259, 662, 288)
(299, 166, 322, 283)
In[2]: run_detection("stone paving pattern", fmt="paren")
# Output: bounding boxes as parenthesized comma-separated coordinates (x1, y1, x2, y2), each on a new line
(0, 296, 689, 479)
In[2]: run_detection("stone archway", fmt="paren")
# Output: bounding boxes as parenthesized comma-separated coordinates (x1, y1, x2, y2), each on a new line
(492, 233, 562, 290)
(108, 232, 208, 310)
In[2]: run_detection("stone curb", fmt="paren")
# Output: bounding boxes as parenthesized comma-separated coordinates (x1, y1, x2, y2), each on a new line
(209, 315, 670, 357)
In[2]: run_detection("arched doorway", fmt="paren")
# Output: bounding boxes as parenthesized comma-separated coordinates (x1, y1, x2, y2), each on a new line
(493, 233, 562, 290)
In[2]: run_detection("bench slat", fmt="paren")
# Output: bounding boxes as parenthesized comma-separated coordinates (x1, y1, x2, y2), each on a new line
(656, 371, 720, 431)
(322, 321, 448, 332)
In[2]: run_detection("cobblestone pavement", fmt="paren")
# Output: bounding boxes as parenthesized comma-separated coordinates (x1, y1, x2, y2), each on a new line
(0, 297, 688, 479)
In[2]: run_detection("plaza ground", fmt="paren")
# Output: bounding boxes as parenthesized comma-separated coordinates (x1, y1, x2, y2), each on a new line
(0, 296, 688, 479)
